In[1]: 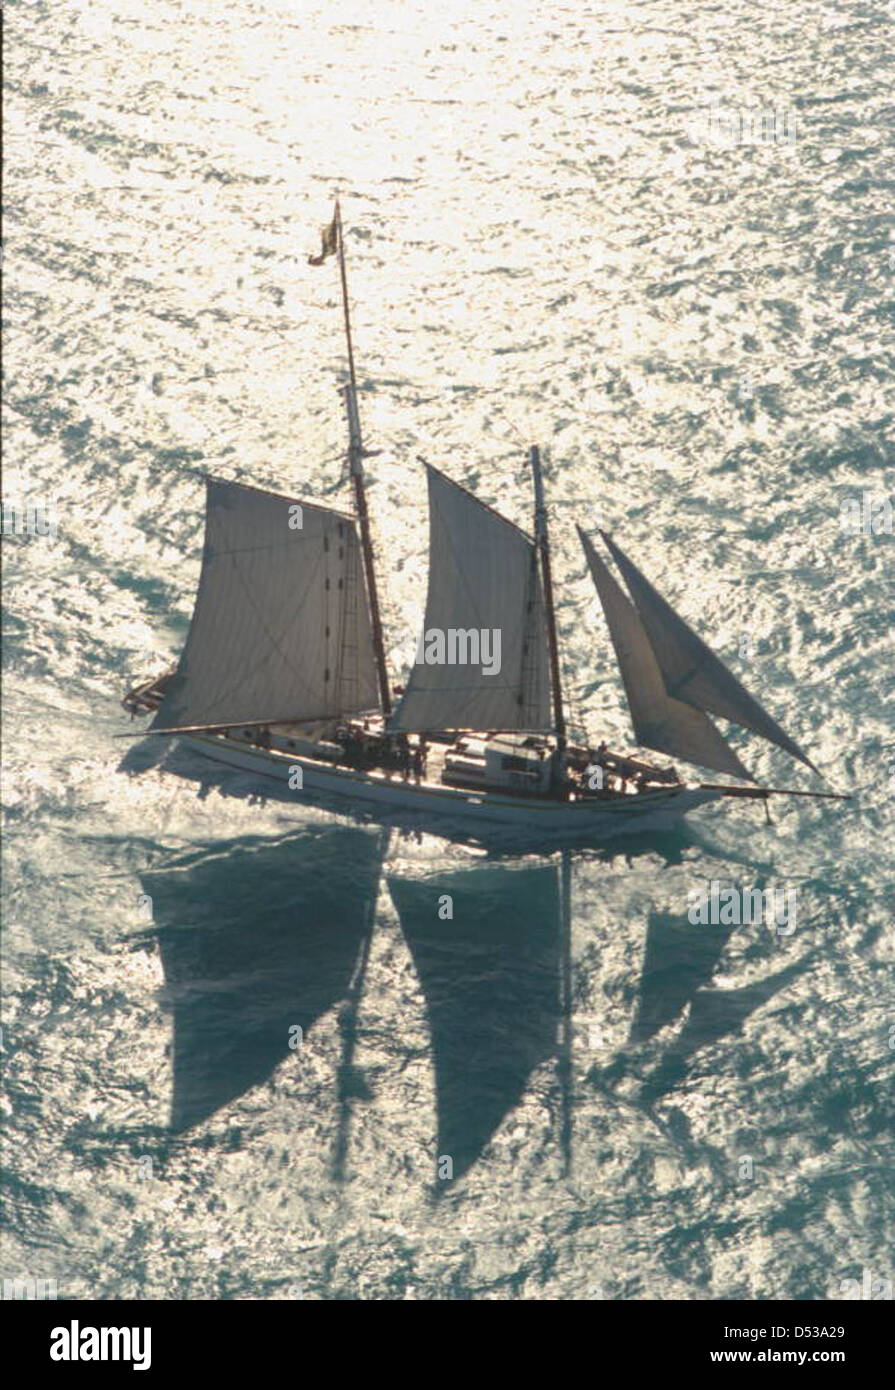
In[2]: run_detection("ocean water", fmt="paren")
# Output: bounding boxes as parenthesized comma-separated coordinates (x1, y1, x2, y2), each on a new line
(2, 0, 893, 1300)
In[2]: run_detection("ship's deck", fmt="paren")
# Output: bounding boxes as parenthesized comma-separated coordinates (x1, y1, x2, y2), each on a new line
(122, 674, 676, 802)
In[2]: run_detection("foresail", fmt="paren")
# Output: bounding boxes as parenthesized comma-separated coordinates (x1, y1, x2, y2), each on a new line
(601, 534, 818, 773)
(153, 477, 380, 731)
(389, 465, 553, 733)
(578, 528, 752, 779)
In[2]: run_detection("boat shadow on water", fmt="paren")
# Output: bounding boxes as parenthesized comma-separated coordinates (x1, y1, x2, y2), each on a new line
(587, 907, 813, 1174)
(141, 826, 383, 1140)
(141, 826, 568, 1179)
(387, 861, 562, 1185)
(135, 781, 805, 1183)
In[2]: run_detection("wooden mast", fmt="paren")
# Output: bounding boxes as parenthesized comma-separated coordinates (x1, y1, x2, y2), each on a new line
(530, 445, 566, 752)
(335, 198, 392, 717)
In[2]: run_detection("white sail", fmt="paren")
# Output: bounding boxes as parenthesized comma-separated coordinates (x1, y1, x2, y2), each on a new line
(579, 527, 752, 779)
(153, 477, 380, 731)
(601, 533, 818, 773)
(389, 465, 553, 733)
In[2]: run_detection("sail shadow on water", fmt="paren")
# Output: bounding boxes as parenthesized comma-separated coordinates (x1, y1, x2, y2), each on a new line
(638, 958, 806, 1109)
(387, 863, 561, 1185)
(589, 904, 809, 1144)
(629, 910, 738, 1047)
(143, 826, 383, 1134)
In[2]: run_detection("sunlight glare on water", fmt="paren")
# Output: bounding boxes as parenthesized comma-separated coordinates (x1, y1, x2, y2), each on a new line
(2, 0, 892, 1301)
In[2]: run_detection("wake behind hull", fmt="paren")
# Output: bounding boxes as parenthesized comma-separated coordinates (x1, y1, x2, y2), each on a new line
(178, 732, 723, 843)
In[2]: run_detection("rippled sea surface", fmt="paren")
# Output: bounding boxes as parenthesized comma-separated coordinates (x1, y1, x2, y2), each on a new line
(3, 0, 893, 1299)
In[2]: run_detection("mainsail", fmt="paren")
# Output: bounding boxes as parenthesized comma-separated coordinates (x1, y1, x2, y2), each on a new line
(578, 528, 751, 779)
(389, 464, 553, 733)
(600, 533, 817, 773)
(153, 477, 381, 731)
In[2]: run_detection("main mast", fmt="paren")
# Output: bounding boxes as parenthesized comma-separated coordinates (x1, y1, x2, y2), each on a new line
(334, 199, 392, 717)
(530, 445, 567, 753)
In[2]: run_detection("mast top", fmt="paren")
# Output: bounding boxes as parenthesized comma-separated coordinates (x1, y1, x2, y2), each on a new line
(308, 198, 392, 716)
(334, 199, 358, 393)
(530, 445, 567, 752)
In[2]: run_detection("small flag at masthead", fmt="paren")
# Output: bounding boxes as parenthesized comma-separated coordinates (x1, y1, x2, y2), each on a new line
(308, 203, 339, 265)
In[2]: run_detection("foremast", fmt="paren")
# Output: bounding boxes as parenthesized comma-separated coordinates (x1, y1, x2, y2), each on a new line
(530, 446, 567, 756)
(333, 199, 392, 718)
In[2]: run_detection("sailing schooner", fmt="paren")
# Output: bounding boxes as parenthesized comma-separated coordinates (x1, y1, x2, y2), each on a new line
(121, 201, 849, 840)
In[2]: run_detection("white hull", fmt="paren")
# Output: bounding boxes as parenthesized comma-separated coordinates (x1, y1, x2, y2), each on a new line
(180, 733, 723, 843)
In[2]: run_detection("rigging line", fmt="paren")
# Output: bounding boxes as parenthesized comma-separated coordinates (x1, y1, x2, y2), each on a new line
(499, 413, 539, 456)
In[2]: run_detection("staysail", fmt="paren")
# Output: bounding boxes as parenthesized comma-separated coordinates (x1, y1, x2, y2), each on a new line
(600, 533, 817, 773)
(153, 477, 381, 731)
(578, 528, 752, 779)
(389, 464, 553, 733)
